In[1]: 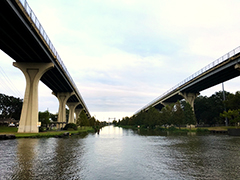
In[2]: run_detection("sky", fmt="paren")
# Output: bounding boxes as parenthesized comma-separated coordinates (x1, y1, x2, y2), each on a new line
(1, 0, 240, 121)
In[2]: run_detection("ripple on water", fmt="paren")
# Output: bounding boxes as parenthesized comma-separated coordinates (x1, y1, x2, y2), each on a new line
(1, 127, 240, 180)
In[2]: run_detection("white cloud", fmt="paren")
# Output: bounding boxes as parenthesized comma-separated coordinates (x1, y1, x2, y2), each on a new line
(1, 0, 240, 121)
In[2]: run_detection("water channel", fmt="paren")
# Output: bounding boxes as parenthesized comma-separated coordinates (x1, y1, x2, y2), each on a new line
(1, 125, 240, 180)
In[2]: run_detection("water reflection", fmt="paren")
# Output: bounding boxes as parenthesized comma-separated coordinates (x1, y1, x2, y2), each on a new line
(52, 138, 86, 179)
(1, 126, 240, 179)
(13, 139, 39, 179)
(5, 137, 87, 180)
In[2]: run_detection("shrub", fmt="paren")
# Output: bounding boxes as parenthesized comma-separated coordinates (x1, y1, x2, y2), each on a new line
(155, 126, 165, 131)
(196, 128, 209, 133)
(63, 123, 77, 130)
(168, 126, 177, 131)
(39, 127, 45, 132)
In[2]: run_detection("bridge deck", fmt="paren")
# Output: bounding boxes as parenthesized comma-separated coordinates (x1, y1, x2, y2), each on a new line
(0, 0, 89, 115)
(136, 47, 240, 114)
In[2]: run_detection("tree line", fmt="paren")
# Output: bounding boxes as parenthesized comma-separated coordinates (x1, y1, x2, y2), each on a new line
(118, 91, 240, 128)
(0, 93, 102, 129)
(195, 91, 240, 126)
(39, 108, 106, 130)
(117, 101, 195, 129)
(0, 93, 22, 120)
(2, 90, 240, 128)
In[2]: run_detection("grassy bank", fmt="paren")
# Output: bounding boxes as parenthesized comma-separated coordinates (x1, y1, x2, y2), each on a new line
(0, 126, 95, 138)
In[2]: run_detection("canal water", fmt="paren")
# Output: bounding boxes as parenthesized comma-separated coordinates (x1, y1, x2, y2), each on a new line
(1, 125, 240, 180)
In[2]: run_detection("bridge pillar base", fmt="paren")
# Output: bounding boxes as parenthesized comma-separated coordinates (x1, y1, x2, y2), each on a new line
(13, 62, 54, 133)
(53, 92, 74, 129)
(179, 92, 199, 110)
(67, 102, 80, 124)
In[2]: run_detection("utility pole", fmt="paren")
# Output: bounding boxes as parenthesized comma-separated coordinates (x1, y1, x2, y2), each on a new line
(222, 82, 228, 126)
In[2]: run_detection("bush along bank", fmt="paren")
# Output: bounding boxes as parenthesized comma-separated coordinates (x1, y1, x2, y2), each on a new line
(117, 124, 210, 134)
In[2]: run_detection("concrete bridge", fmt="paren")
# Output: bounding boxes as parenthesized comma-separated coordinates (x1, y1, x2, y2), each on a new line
(0, 0, 91, 132)
(135, 46, 240, 115)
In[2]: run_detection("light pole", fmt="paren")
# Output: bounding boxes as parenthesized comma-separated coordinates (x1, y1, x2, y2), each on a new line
(222, 82, 228, 126)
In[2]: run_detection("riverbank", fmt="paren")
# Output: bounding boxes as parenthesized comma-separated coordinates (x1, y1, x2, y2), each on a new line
(0, 126, 95, 139)
(117, 125, 238, 133)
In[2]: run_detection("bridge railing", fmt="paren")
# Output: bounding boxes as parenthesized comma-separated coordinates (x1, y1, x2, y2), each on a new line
(18, 0, 89, 113)
(135, 46, 240, 114)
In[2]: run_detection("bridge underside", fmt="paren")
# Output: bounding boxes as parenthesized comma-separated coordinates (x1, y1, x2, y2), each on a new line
(145, 55, 240, 112)
(0, 0, 80, 102)
(0, 0, 91, 132)
(181, 57, 240, 93)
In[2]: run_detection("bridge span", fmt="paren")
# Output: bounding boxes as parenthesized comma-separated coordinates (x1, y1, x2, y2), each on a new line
(0, 0, 90, 132)
(135, 46, 240, 115)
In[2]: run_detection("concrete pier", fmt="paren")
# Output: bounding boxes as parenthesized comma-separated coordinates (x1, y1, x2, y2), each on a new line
(179, 92, 199, 110)
(53, 92, 74, 128)
(67, 102, 80, 123)
(13, 62, 54, 133)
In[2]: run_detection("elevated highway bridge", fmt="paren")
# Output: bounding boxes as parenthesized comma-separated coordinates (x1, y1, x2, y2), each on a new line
(135, 46, 240, 115)
(0, 0, 90, 132)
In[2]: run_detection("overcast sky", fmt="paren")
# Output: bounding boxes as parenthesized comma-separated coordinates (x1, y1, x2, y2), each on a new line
(1, 0, 240, 121)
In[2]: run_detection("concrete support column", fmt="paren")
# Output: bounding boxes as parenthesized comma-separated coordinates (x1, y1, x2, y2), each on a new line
(53, 92, 74, 128)
(75, 108, 83, 122)
(66, 102, 80, 124)
(179, 92, 199, 110)
(13, 62, 54, 133)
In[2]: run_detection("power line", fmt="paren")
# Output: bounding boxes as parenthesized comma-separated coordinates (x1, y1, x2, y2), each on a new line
(0, 66, 22, 98)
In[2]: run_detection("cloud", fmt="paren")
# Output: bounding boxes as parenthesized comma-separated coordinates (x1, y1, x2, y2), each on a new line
(1, 0, 240, 121)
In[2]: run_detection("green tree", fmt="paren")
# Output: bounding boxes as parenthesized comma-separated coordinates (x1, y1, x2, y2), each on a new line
(112, 120, 117, 125)
(225, 91, 240, 110)
(195, 91, 227, 125)
(161, 104, 174, 127)
(172, 101, 185, 129)
(50, 113, 58, 121)
(127, 116, 135, 126)
(145, 107, 160, 129)
(39, 110, 50, 127)
(134, 110, 146, 126)
(0, 93, 23, 119)
(209, 91, 226, 124)
(157, 111, 165, 127)
(89, 116, 96, 127)
(76, 110, 89, 127)
(182, 101, 196, 129)
(220, 109, 240, 128)
(194, 95, 209, 124)
(96, 120, 100, 127)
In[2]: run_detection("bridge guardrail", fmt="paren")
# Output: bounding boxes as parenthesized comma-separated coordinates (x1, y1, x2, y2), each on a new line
(135, 46, 240, 114)
(18, 0, 89, 113)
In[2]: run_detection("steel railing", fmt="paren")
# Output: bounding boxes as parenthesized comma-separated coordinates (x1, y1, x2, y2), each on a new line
(135, 46, 240, 114)
(18, 0, 89, 114)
